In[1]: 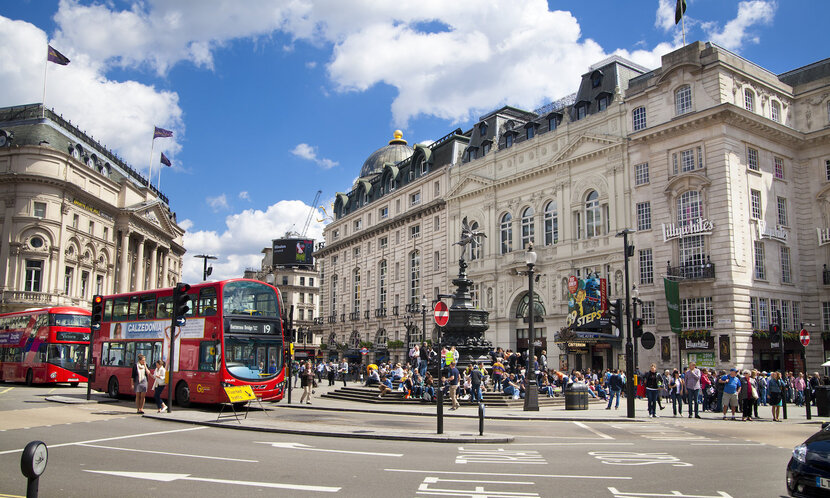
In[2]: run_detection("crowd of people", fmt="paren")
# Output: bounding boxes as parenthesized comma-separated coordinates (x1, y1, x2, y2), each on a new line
(288, 347, 823, 420)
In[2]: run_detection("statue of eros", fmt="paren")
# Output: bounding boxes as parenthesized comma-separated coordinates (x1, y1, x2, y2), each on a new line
(453, 216, 486, 261)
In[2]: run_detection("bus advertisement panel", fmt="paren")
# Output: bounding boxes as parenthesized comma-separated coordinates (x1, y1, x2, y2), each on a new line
(0, 307, 91, 385)
(90, 279, 285, 406)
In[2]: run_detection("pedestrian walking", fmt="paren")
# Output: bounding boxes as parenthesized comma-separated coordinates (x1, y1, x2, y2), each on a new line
(644, 364, 660, 418)
(683, 361, 702, 418)
(131, 354, 150, 414)
(669, 370, 684, 416)
(768, 371, 785, 421)
(739, 370, 757, 421)
(300, 362, 315, 404)
(719, 368, 742, 420)
(339, 359, 349, 387)
(606, 369, 623, 410)
(152, 359, 167, 413)
(448, 361, 461, 410)
(470, 362, 484, 403)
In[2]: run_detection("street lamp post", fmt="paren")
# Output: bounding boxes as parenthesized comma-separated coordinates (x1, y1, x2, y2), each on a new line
(194, 254, 217, 281)
(632, 286, 641, 370)
(524, 244, 539, 412)
(615, 229, 636, 419)
(421, 294, 427, 355)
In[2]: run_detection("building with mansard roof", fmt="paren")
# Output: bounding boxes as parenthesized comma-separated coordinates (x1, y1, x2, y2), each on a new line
(0, 104, 185, 312)
(316, 42, 830, 374)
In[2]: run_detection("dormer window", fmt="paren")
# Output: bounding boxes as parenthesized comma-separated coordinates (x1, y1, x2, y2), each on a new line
(419, 158, 428, 175)
(482, 140, 492, 155)
(387, 177, 395, 193)
(478, 122, 488, 136)
(548, 114, 560, 131)
(597, 94, 610, 111)
(576, 104, 588, 120)
(505, 134, 514, 148)
(526, 124, 536, 140)
(591, 70, 603, 88)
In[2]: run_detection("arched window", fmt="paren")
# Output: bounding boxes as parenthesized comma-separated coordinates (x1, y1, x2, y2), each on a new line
(521, 207, 535, 249)
(770, 100, 781, 122)
(500, 213, 513, 254)
(515, 292, 546, 319)
(544, 200, 558, 245)
(409, 250, 420, 305)
(352, 269, 360, 314)
(677, 190, 702, 225)
(470, 221, 482, 260)
(387, 176, 395, 193)
(632, 106, 647, 131)
(675, 85, 692, 115)
(585, 191, 602, 238)
(378, 260, 387, 310)
(744, 88, 755, 112)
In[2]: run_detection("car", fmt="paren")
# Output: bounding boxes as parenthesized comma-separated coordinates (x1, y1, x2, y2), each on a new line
(787, 422, 830, 496)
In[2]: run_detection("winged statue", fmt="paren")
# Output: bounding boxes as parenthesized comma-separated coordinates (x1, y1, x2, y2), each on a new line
(453, 216, 486, 261)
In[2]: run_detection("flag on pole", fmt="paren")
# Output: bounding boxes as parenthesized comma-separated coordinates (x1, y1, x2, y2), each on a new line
(47, 45, 70, 65)
(160, 152, 171, 167)
(153, 126, 173, 139)
(663, 277, 682, 333)
(674, 0, 687, 24)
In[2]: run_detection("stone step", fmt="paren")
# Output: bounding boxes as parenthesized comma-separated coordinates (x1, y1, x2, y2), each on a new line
(320, 385, 607, 407)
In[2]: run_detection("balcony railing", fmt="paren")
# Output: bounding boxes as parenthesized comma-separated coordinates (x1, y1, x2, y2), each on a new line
(340, 313, 345, 323)
(349, 311, 360, 321)
(374, 308, 387, 318)
(666, 258, 715, 281)
(392, 306, 399, 316)
(364, 310, 370, 320)
(823, 267, 830, 286)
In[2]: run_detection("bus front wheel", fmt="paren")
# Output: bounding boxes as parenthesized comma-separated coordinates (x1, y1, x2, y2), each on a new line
(70, 382, 79, 387)
(175, 381, 191, 408)
(25, 369, 33, 386)
(107, 377, 119, 398)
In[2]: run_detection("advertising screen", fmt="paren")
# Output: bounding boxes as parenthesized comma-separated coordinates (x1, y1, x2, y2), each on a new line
(272, 239, 314, 267)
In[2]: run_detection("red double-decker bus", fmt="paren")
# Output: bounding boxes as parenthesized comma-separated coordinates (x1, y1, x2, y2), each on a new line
(0, 307, 91, 386)
(90, 279, 286, 406)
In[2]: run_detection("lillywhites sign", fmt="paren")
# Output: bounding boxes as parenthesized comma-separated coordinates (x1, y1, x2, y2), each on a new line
(681, 337, 714, 350)
(662, 218, 714, 242)
(757, 220, 788, 242)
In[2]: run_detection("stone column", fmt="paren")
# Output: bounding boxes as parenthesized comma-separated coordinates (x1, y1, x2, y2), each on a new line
(0, 199, 15, 289)
(135, 236, 145, 292)
(161, 249, 169, 288)
(118, 230, 130, 293)
(148, 244, 158, 290)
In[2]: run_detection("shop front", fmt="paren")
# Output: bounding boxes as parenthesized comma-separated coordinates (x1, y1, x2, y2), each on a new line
(680, 335, 716, 369)
(752, 336, 804, 373)
(556, 338, 620, 373)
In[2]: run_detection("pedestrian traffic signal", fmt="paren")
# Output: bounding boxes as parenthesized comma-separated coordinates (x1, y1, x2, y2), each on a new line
(608, 298, 623, 333)
(91, 295, 103, 331)
(633, 317, 644, 338)
(173, 282, 191, 320)
(770, 323, 781, 336)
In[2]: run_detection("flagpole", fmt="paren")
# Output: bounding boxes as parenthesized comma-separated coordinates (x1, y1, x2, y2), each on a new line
(157, 154, 163, 192)
(681, 13, 686, 46)
(149, 136, 156, 192)
(42, 46, 49, 118)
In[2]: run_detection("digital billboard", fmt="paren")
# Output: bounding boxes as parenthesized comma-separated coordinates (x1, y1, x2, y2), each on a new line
(565, 274, 610, 330)
(272, 238, 314, 267)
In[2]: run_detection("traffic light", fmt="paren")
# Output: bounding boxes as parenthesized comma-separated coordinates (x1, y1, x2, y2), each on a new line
(173, 282, 191, 321)
(633, 317, 644, 338)
(608, 298, 623, 333)
(91, 295, 103, 331)
(770, 322, 781, 336)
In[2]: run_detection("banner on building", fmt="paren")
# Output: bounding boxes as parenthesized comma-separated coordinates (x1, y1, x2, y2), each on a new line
(663, 278, 681, 333)
(565, 274, 608, 330)
(661, 336, 672, 361)
(719, 335, 731, 361)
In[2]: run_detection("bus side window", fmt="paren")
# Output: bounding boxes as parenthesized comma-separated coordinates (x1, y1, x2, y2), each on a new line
(128, 296, 140, 321)
(37, 343, 47, 363)
(139, 294, 156, 320)
(112, 297, 129, 321)
(125, 342, 136, 366)
(187, 293, 197, 316)
(157, 296, 172, 319)
(104, 299, 112, 322)
(199, 341, 218, 371)
(199, 287, 217, 316)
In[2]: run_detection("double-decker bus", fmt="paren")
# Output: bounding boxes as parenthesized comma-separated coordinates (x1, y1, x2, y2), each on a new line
(0, 307, 91, 386)
(90, 279, 286, 406)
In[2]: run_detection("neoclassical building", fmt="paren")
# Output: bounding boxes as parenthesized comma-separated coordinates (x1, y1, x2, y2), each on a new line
(315, 41, 830, 373)
(0, 104, 185, 312)
(314, 130, 468, 364)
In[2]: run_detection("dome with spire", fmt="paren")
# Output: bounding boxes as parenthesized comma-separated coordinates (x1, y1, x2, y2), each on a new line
(359, 130, 414, 178)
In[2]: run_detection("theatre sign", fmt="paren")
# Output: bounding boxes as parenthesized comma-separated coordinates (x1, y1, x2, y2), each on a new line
(662, 218, 714, 242)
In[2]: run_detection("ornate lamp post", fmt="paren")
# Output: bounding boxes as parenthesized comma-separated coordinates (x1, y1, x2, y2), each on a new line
(421, 294, 428, 351)
(523, 244, 539, 411)
(615, 228, 636, 419)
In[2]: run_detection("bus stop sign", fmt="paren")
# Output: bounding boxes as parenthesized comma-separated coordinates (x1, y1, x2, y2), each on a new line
(434, 301, 449, 327)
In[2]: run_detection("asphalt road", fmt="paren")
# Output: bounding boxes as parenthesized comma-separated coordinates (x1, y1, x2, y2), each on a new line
(0, 384, 819, 497)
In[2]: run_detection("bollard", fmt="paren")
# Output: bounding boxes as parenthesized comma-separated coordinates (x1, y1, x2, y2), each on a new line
(20, 441, 47, 498)
(437, 384, 444, 434)
(806, 388, 812, 420)
(479, 403, 485, 436)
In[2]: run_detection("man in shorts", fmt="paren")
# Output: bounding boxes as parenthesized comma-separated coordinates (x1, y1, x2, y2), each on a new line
(719, 367, 742, 420)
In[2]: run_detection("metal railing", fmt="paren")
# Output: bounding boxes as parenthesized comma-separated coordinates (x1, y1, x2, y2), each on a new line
(666, 259, 716, 281)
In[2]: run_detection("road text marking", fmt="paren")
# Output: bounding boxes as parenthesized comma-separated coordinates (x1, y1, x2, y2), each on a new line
(83, 470, 340, 492)
(77, 443, 258, 462)
(608, 487, 733, 498)
(456, 448, 546, 465)
(256, 441, 402, 457)
(385, 469, 631, 480)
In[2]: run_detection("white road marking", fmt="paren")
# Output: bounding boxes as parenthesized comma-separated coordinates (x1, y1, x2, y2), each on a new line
(256, 441, 402, 457)
(0, 426, 207, 455)
(689, 443, 764, 446)
(608, 487, 733, 498)
(501, 443, 633, 446)
(0, 387, 14, 394)
(418, 476, 538, 497)
(456, 448, 546, 465)
(77, 443, 258, 462)
(385, 469, 631, 480)
(83, 470, 340, 492)
(589, 452, 693, 467)
(573, 421, 613, 439)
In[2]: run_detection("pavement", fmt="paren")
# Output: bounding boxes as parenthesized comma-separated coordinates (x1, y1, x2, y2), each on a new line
(44, 381, 830, 444)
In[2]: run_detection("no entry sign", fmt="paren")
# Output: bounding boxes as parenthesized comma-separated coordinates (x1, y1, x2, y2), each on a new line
(434, 301, 449, 327)
(800, 329, 810, 347)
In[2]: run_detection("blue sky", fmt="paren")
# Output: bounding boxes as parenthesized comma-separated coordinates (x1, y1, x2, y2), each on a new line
(0, 0, 824, 283)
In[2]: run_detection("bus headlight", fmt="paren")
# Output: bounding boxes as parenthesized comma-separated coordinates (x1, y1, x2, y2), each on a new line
(50, 372, 57, 379)
(221, 382, 233, 387)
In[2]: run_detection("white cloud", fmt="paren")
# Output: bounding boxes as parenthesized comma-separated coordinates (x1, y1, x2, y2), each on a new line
(181, 200, 324, 282)
(0, 16, 184, 179)
(206, 194, 229, 212)
(292, 143, 339, 169)
(239, 191, 251, 201)
(704, 1, 776, 50)
(655, 0, 676, 31)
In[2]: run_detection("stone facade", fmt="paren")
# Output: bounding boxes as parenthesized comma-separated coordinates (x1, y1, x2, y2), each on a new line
(0, 104, 185, 312)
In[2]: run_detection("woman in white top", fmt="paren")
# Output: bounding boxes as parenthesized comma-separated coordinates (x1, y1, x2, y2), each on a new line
(153, 360, 167, 413)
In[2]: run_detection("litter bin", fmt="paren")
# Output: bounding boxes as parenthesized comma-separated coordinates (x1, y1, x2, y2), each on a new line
(565, 382, 589, 410)
(815, 386, 830, 417)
